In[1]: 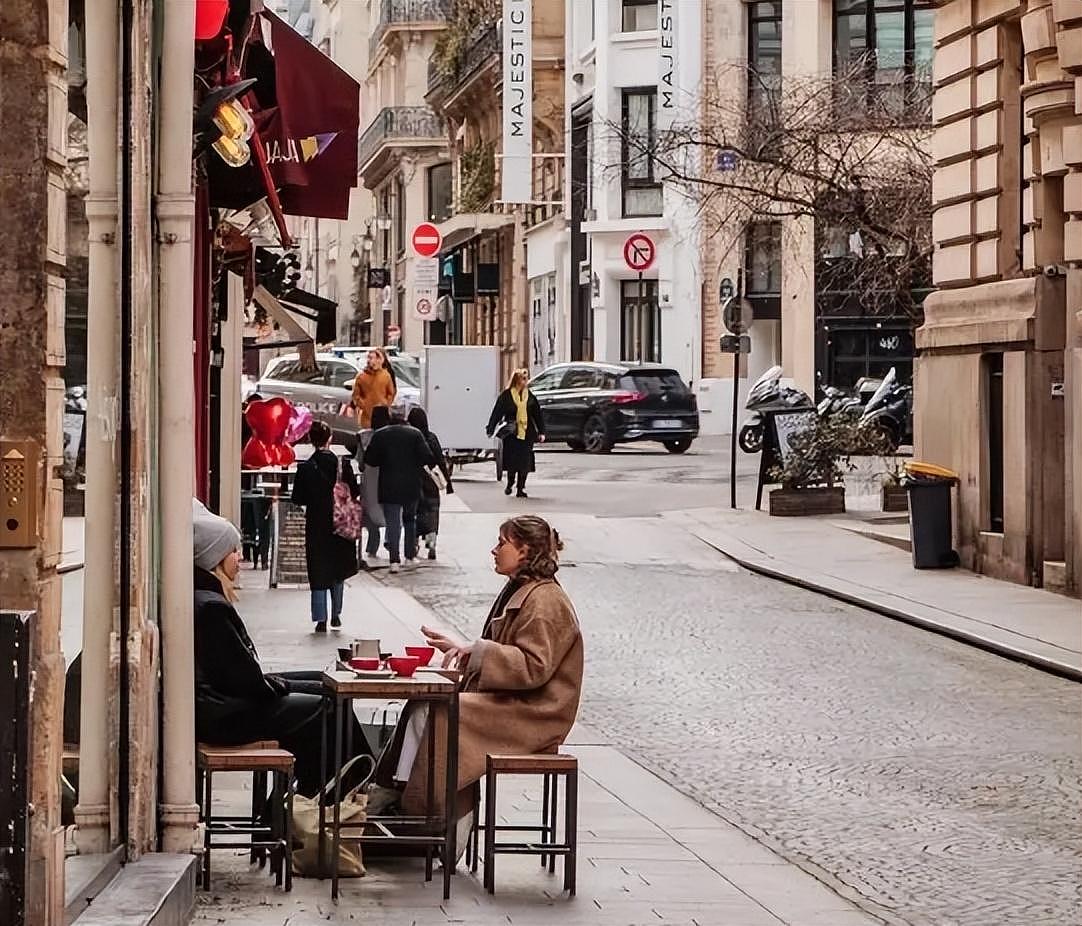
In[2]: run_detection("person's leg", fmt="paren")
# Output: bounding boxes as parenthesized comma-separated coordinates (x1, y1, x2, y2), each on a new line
(403, 501, 418, 562)
(505, 469, 514, 495)
(330, 582, 344, 627)
(516, 468, 528, 497)
(384, 503, 402, 564)
(365, 521, 380, 558)
(310, 587, 328, 628)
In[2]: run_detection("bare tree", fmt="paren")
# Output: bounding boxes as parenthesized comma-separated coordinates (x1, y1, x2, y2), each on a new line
(606, 60, 934, 318)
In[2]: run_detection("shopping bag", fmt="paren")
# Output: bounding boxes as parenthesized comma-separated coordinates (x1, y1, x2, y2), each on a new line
(292, 754, 374, 878)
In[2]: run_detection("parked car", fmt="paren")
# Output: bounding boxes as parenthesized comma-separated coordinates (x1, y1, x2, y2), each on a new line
(255, 352, 360, 451)
(329, 346, 422, 411)
(529, 362, 699, 454)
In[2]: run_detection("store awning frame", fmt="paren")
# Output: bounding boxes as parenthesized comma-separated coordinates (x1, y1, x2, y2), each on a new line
(436, 212, 515, 255)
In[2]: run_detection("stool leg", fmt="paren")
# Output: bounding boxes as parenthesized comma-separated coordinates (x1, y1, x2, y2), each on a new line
(470, 781, 481, 874)
(271, 772, 283, 888)
(284, 773, 295, 892)
(483, 768, 497, 894)
(547, 773, 559, 875)
(540, 773, 550, 868)
(252, 770, 268, 866)
(202, 771, 213, 890)
(564, 770, 578, 896)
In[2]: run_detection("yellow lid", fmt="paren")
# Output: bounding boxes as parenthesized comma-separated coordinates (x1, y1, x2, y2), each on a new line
(904, 461, 958, 480)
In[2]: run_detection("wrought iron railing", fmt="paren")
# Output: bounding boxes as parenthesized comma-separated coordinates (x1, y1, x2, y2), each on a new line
(428, 22, 500, 100)
(357, 107, 445, 171)
(369, 0, 451, 60)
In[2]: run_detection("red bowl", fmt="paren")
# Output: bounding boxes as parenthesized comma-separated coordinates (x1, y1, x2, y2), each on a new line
(349, 657, 381, 671)
(404, 645, 435, 666)
(387, 655, 421, 678)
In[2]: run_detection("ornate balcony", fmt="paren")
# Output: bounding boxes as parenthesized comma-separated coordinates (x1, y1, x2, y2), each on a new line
(357, 107, 445, 185)
(369, 0, 451, 61)
(426, 22, 500, 105)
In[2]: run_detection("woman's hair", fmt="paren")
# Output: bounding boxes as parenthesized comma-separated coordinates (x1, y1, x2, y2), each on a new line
(370, 405, 391, 430)
(211, 562, 239, 603)
(309, 419, 332, 447)
(407, 407, 429, 433)
(501, 515, 563, 581)
(379, 349, 398, 386)
(508, 368, 529, 391)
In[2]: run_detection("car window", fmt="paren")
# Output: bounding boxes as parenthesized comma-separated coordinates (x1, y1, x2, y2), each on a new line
(266, 360, 323, 385)
(619, 370, 688, 393)
(529, 369, 566, 392)
(562, 367, 601, 390)
(390, 357, 421, 389)
(325, 361, 359, 389)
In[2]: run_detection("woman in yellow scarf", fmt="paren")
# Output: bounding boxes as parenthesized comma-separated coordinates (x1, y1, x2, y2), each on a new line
(486, 369, 546, 498)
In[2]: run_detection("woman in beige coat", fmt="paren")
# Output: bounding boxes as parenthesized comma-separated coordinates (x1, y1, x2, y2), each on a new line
(376, 515, 583, 818)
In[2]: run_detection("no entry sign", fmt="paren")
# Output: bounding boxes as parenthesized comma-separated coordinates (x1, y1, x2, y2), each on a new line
(623, 233, 656, 272)
(411, 223, 442, 259)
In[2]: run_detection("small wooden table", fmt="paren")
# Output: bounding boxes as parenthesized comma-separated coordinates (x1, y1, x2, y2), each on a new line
(318, 671, 460, 901)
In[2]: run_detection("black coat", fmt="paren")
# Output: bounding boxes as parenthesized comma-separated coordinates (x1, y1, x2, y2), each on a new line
(291, 449, 360, 589)
(364, 424, 435, 505)
(487, 389, 546, 474)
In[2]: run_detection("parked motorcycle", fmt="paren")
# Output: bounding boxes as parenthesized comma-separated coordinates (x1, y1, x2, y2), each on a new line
(738, 365, 816, 454)
(858, 367, 912, 452)
(817, 375, 883, 423)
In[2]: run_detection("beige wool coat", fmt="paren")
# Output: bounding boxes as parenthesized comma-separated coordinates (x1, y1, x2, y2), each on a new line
(401, 578, 584, 816)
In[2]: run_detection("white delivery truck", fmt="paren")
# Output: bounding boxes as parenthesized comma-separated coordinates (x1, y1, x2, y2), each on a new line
(422, 345, 501, 473)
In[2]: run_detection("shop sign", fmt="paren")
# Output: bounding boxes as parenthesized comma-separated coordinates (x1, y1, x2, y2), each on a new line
(501, 0, 532, 203)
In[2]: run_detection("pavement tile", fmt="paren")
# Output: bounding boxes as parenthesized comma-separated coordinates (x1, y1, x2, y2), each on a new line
(715, 863, 863, 920)
(667, 827, 789, 867)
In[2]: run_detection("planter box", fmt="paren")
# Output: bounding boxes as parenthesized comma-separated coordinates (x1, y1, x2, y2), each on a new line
(881, 484, 908, 512)
(769, 486, 846, 517)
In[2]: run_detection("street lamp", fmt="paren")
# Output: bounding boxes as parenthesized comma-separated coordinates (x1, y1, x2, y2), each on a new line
(349, 222, 376, 345)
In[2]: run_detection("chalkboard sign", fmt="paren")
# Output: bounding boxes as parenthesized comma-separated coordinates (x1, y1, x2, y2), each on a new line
(772, 411, 818, 465)
(271, 500, 309, 587)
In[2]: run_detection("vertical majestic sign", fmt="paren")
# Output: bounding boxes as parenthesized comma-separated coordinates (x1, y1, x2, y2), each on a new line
(657, 0, 677, 131)
(502, 0, 533, 203)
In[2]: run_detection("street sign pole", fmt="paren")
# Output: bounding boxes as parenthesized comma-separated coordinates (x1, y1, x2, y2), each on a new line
(638, 270, 644, 354)
(730, 324, 739, 510)
(718, 268, 753, 509)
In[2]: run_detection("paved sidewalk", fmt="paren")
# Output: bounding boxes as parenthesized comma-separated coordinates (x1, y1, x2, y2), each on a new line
(671, 506, 1082, 680)
(195, 570, 884, 926)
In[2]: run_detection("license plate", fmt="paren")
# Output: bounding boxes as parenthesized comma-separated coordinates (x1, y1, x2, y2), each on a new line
(653, 419, 682, 429)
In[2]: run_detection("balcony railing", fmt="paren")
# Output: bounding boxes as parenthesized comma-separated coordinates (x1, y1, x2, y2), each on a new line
(358, 107, 444, 171)
(369, 0, 451, 61)
(427, 21, 500, 101)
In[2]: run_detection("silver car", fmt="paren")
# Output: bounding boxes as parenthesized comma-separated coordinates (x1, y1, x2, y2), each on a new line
(330, 346, 422, 412)
(255, 352, 361, 450)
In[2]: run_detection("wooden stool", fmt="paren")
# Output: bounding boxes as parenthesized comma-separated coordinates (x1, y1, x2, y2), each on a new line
(470, 753, 578, 896)
(196, 741, 295, 892)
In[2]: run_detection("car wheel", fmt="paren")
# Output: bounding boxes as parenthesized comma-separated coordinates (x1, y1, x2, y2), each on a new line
(663, 438, 692, 454)
(567, 439, 586, 452)
(738, 424, 763, 454)
(582, 415, 613, 454)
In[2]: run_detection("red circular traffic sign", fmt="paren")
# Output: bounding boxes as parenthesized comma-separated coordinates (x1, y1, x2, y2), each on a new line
(623, 233, 656, 272)
(411, 223, 442, 259)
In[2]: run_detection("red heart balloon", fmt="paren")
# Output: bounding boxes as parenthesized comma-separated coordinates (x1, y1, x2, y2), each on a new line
(241, 437, 274, 469)
(245, 398, 293, 444)
(268, 443, 295, 467)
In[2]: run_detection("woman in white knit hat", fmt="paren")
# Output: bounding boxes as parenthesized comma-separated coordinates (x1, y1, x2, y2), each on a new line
(191, 500, 370, 795)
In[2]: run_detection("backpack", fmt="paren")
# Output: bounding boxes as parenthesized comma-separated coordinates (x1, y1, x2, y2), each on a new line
(331, 456, 363, 540)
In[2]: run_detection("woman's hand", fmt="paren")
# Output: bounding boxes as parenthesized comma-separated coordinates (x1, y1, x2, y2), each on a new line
(537, 433, 546, 443)
(421, 624, 473, 669)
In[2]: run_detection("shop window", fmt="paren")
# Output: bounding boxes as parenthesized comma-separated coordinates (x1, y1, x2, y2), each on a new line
(621, 0, 657, 32)
(621, 88, 663, 218)
(745, 221, 782, 319)
(748, 2, 782, 114)
(620, 279, 660, 363)
(984, 352, 1004, 533)
(833, 0, 933, 118)
(427, 163, 453, 223)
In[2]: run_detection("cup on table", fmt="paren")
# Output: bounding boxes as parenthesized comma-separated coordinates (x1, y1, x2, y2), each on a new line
(387, 656, 420, 678)
(351, 638, 381, 660)
(349, 657, 382, 671)
(404, 645, 435, 666)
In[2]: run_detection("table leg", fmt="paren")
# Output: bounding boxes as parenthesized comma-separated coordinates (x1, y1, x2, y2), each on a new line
(443, 690, 459, 901)
(425, 701, 436, 883)
(331, 696, 344, 902)
(317, 693, 328, 880)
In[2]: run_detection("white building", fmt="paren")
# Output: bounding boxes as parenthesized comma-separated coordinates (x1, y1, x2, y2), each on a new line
(564, 0, 704, 383)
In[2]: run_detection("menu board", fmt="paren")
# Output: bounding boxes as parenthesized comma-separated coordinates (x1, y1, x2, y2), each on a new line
(271, 500, 309, 587)
(771, 411, 818, 465)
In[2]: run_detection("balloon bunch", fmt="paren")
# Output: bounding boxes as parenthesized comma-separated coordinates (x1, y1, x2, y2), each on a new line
(242, 398, 296, 469)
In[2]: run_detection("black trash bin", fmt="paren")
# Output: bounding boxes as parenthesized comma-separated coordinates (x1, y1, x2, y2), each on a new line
(904, 462, 959, 569)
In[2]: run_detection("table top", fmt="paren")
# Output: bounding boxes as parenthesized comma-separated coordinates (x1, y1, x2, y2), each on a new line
(322, 670, 456, 698)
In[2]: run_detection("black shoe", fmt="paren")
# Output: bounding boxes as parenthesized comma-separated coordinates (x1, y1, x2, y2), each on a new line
(313, 621, 327, 634)
(516, 490, 528, 499)
(427, 548, 436, 560)
(504, 484, 513, 495)
(330, 616, 341, 629)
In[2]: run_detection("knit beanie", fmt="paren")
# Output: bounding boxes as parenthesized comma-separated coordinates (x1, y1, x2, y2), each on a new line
(192, 499, 242, 572)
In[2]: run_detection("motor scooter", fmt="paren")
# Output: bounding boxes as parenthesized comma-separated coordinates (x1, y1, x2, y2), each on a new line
(858, 367, 912, 451)
(738, 365, 815, 453)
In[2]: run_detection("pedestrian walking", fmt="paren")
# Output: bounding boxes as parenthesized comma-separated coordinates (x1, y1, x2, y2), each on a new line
(351, 348, 396, 428)
(487, 368, 546, 498)
(357, 405, 390, 569)
(192, 500, 371, 797)
(290, 420, 360, 632)
(363, 406, 434, 573)
(407, 407, 454, 560)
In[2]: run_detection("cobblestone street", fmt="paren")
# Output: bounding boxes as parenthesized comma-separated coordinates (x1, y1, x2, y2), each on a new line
(378, 442, 1082, 926)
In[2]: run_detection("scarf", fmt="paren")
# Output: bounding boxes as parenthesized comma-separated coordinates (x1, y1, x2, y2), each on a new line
(511, 387, 529, 440)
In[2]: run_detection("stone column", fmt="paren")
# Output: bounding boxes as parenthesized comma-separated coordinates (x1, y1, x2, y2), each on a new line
(0, 0, 69, 921)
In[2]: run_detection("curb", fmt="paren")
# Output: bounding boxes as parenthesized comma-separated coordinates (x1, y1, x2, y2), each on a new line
(695, 534, 1082, 684)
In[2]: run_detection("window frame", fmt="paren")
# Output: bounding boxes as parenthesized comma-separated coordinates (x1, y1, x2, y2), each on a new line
(621, 88, 663, 218)
(426, 162, 453, 223)
(747, 1, 782, 112)
(394, 175, 406, 258)
(620, 278, 661, 363)
(621, 0, 658, 33)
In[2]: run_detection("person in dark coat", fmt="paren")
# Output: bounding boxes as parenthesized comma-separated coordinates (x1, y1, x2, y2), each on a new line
(192, 501, 371, 797)
(356, 405, 390, 569)
(486, 368, 546, 498)
(291, 420, 360, 632)
(407, 407, 454, 560)
(364, 407, 434, 572)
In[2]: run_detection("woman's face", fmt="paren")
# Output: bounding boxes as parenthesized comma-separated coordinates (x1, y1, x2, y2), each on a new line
(220, 548, 241, 582)
(367, 350, 383, 371)
(492, 532, 527, 577)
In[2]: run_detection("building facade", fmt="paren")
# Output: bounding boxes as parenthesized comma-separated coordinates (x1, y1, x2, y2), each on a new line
(564, 0, 704, 384)
(918, 0, 1081, 596)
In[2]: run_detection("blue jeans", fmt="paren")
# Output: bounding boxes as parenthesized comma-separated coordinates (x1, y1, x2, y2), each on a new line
(364, 514, 381, 557)
(382, 501, 418, 564)
(311, 582, 344, 623)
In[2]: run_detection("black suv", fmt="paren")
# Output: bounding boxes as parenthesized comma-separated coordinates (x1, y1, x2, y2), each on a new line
(529, 362, 699, 454)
